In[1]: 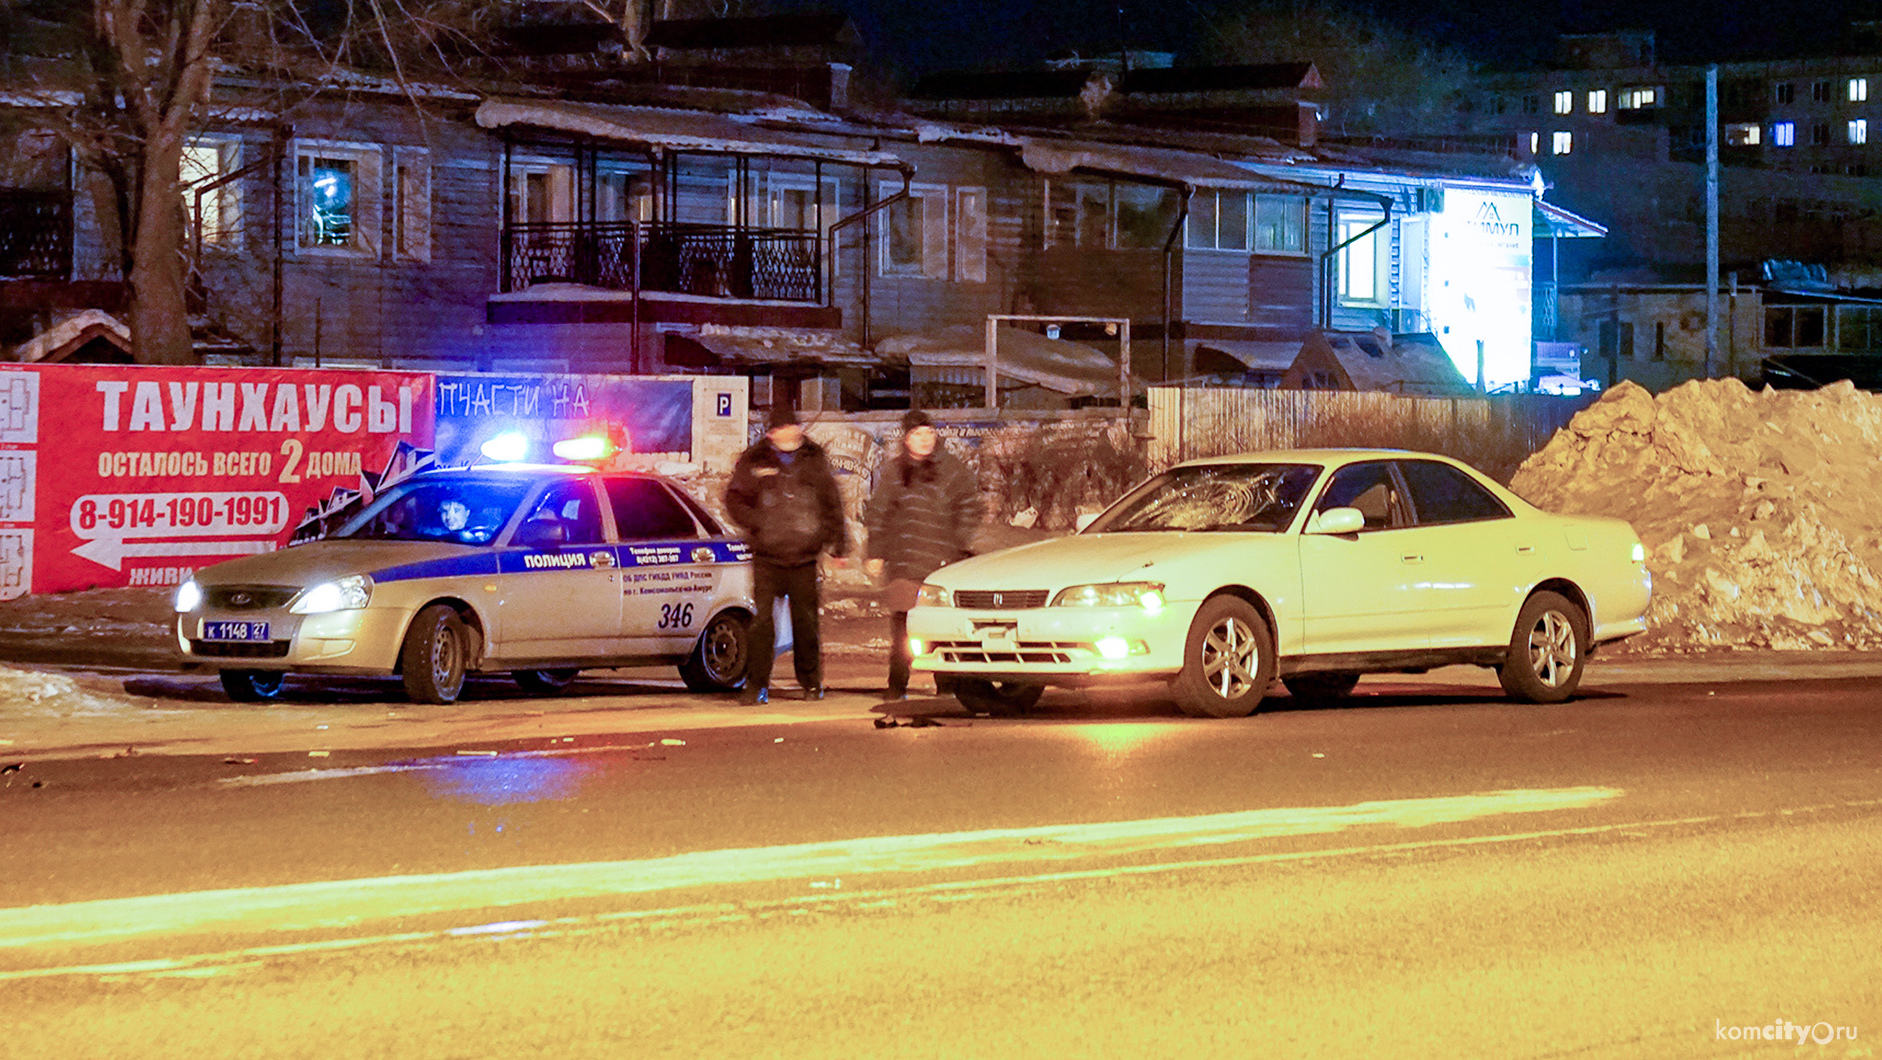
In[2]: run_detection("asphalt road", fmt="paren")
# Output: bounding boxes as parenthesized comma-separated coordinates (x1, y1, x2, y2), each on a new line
(3, 667, 1879, 1059)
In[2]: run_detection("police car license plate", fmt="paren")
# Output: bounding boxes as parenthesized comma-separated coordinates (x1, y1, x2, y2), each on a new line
(203, 621, 270, 642)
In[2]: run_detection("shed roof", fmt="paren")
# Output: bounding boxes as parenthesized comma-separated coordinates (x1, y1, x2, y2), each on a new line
(475, 97, 902, 166)
(1297, 331, 1477, 395)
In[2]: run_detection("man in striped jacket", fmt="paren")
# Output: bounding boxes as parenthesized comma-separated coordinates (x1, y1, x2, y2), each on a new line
(864, 409, 983, 700)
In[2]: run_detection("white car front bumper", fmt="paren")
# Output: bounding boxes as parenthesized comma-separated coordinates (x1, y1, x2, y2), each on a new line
(905, 602, 1194, 684)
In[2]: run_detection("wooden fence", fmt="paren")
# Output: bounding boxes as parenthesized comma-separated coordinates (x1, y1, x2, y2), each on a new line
(1146, 387, 1599, 481)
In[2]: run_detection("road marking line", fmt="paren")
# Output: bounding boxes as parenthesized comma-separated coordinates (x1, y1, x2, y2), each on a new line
(0, 786, 1618, 952)
(11, 796, 1882, 983)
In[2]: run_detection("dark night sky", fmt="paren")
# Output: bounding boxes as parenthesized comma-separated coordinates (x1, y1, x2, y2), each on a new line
(763, 0, 1882, 75)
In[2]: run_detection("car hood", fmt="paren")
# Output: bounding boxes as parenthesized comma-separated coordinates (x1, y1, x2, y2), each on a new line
(935, 532, 1290, 595)
(190, 540, 494, 587)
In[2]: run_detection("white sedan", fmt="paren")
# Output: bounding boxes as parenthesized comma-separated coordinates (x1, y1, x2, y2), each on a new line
(908, 449, 1650, 717)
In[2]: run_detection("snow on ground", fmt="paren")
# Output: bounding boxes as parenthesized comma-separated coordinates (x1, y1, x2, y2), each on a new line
(1511, 378, 1882, 652)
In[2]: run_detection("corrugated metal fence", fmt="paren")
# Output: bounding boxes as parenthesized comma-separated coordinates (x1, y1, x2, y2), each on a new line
(1147, 387, 1598, 477)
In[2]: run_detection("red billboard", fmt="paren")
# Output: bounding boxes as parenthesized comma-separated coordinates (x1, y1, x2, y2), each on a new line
(0, 365, 434, 597)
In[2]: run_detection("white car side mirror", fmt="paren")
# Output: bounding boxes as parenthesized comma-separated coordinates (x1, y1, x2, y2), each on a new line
(1305, 507, 1365, 535)
(1075, 512, 1100, 532)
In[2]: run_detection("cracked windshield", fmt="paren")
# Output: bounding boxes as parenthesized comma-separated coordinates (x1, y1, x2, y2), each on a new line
(1087, 463, 1320, 533)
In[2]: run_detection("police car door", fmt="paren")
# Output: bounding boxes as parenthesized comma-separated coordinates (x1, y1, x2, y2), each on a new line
(607, 475, 727, 650)
(497, 475, 623, 660)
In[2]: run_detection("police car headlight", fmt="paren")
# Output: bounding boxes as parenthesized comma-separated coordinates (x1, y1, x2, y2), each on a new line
(915, 583, 951, 608)
(291, 574, 373, 614)
(1052, 582, 1166, 613)
(173, 579, 202, 613)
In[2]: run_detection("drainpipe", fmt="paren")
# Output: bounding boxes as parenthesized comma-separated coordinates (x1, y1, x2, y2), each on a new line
(826, 164, 913, 352)
(1162, 184, 1190, 384)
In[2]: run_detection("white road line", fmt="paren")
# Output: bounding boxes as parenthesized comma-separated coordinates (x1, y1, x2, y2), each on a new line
(0, 787, 1620, 952)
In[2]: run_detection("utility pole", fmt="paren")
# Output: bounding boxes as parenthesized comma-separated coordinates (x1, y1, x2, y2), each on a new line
(1706, 65, 1721, 378)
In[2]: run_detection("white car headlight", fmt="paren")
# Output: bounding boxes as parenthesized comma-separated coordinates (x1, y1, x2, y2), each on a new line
(173, 579, 202, 613)
(916, 583, 952, 608)
(1051, 582, 1167, 612)
(291, 574, 373, 614)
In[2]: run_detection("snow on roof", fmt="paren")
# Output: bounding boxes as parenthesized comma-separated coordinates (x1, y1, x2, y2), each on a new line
(877, 325, 1130, 397)
(7, 309, 129, 363)
(1018, 138, 1318, 190)
(476, 97, 903, 166)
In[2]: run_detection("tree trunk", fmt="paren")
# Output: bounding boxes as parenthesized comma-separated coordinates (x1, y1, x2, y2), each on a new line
(129, 128, 196, 364)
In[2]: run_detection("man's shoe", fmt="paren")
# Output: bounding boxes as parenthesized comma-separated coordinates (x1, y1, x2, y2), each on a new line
(883, 688, 907, 702)
(803, 685, 825, 701)
(738, 686, 768, 705)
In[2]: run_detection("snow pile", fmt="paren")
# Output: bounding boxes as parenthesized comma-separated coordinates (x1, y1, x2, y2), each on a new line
(1511, 378, 1882, 652)
(0, 666, 145, 716)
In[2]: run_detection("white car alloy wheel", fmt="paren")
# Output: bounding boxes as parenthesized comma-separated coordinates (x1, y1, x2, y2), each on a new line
(1172, 596, 1274, 718)
(1498, 590, 1587, 704)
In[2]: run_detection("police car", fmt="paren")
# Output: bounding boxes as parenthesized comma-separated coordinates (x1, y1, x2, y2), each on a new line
(174, 463, 753, 704)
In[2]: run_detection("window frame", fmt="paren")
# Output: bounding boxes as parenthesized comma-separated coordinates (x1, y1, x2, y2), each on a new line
(1774, 121, 1797, 147)
(879, 180, 949, 279)
(1334, 211, 1387, 307)
(954, 185, 988, 283)
(1587, 88, 1608, 114)
(1552, 131, 1574, 155)
(183, 135, 244, 250)
(294, 139, 383, 259)
(1395, 460, 1512, 526)
(393, 147, 431, 264)
(1553, 90, 1573, 115)
(1851, 118, 1869, 145)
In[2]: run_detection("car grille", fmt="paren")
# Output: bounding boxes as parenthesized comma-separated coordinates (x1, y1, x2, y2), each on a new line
(205, 586, 298, 611)
(930, 639, 1078, 665)
(190, 640, 292, 658)
(953, 590, 1049, 610)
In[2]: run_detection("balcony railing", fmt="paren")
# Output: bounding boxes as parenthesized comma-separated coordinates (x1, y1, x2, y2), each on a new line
(0, 189, 73, 279)
(501, 221, 822, 303)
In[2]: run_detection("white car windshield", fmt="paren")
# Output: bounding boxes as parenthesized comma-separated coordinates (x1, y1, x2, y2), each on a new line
(1086, 463, 1321, 533)
(337, 477, 537, 545)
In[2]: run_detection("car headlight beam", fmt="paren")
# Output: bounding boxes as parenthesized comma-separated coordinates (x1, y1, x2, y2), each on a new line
(290, 574, 373, 614)
(1051, 581, 1167, 612)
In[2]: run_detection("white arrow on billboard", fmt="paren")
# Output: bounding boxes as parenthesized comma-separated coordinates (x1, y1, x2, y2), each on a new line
(72, 536, 276, 572)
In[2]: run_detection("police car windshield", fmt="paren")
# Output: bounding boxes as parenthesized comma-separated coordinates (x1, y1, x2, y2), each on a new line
(1085, 463, 1321, 533)
(337, 477, 535, 545)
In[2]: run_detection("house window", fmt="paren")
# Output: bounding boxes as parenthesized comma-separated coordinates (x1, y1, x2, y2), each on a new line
(1528, 131, 1540, 155)
(393, 148, 430, 263)
(1254, 195, 1306, 254)
(1522, 94, 1541, 115)
(955, 187, 987, 282)
(1587, 89, 1608, 114)
(1774, 121, 1796, 147)
(508, 163, 573, 225)
(296, 142, 382, 256)
(1598, 319, 1634, 362)
(1619, 87, 1658, 109)
(1813, 123, 1832, 145)
(1552, 131, 1574, 155)
(1726, 123, 1762, 146)
(182, 137, 242, 247)
(1852, 77, 1870, 102)
(1187, 188, 1245, 250)
(1765, 305, 1826, 348)
(1114, 183, 1178, 249)
(1553, 90, 1573, 115)
(1046, 178, 1176, 250)
(1776, 82, 1795, 104)
(1335, 214, 1384, 305)
(882, 183, 947, 278)
(1851, 119, 1868, 145)
(1814, 80, 1833, 102)
(1653, 321, 1666, 361)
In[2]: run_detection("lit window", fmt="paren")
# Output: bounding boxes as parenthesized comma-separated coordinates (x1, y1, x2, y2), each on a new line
(1851, 119, 1869, 145)
(1529, 131, 1540, 155)
(1619, 87, 1658, 110)
(1587, 89, 1608, 114)
(182, 137, 241, 247)
(1553, 90, 1573, 115)
(1852, 78, 1869, 102)
(1774, 121, 1796, 147)
(296, 142, 381, 256)
(1335, 214, 1383, 304)
(1726, 123, 1762, 146)
(1552, 131, 1574, 155)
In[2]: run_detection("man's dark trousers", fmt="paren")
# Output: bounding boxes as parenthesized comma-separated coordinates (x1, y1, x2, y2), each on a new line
(746, 559, 822, 691)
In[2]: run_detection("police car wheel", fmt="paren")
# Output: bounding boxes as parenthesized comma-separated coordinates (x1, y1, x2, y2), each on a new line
(401, 604, 469, 705)
(680, 610, 751, 693)
(515, 668, 579, 695)
(220, 669, 285, 702)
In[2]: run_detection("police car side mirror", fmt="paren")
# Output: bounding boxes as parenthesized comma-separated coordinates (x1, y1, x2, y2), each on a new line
(517, 514, 567, 549)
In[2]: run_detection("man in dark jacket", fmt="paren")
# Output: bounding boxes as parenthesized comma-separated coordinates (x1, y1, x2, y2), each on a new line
(864, 409, 982, 699)
(724, 405, 850, 703)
